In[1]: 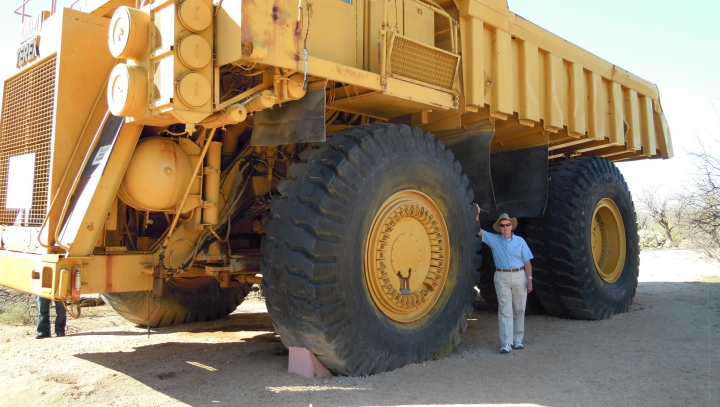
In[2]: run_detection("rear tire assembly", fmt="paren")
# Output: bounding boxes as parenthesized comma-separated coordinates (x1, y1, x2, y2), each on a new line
(261, 124, 477, 376)
(101, 277, 249, 327)
(526, 157, 639, 320)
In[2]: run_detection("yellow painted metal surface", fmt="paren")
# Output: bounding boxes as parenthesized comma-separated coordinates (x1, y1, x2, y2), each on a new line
(455, 0, 671, 161)
(365, 190, 450, 323)
(0, 0, 673, 299)
(0, 250, 156, 297)
(592, 198, 627, 284)
(64, 123, 143, 257)
(65, 0, 673, 163)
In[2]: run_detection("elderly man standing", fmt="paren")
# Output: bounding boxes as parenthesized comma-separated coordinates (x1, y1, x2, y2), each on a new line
(474, 204, 533, 354)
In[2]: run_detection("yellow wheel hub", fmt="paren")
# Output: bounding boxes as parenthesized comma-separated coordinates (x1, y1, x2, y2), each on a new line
(365, 190, 449, 323)
(591, 198, 626, 283)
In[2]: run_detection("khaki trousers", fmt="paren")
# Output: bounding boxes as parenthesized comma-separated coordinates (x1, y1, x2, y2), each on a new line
(494, 271, 527, 345)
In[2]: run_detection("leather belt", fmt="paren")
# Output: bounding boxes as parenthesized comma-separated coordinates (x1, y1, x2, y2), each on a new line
(496, 267, 524, 272)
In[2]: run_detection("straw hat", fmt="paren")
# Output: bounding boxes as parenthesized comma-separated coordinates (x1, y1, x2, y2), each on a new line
(492, 213, 518, 232)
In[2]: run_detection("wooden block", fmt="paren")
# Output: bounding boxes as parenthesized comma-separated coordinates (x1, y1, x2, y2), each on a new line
(288, 347, 333, 378)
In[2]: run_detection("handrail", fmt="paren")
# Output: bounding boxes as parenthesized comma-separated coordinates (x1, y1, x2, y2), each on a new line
(14, 0, 56, 22)
(380, 0, 459, 54)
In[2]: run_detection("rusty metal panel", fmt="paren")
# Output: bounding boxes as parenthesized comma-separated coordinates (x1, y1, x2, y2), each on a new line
(240, 0, 302, 70)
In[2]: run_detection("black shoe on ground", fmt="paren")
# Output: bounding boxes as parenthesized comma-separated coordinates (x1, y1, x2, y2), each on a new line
(56, 333, 65, 337)
(35, 334, 50, 339)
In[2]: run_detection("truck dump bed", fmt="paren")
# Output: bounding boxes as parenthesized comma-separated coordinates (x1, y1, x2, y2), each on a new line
(451, 0, 672, 162)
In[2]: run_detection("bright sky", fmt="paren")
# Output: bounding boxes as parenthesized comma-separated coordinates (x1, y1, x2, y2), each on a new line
(0, 0, 718, 200)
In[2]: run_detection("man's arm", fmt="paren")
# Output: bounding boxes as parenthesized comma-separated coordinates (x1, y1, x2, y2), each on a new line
(524, 260, 533, 293)
(473, 204, 483, 237)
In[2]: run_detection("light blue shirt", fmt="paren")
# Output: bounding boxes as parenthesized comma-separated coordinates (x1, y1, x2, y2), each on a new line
(481, 230, 534, 269)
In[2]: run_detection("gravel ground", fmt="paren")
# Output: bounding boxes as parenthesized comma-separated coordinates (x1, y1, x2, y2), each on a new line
(0, 249, 717, 407)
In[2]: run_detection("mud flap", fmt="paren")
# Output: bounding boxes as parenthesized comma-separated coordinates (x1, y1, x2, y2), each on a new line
(439, 123, 496, 212)
(489, 145, 549, 219)
(440, 122, 548, 220)
(250, 88, 326, 146)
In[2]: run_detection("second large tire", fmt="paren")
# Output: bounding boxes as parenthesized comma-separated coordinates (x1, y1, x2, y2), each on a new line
(261, 124, 477, 376)
(101, 277, 249, 327)
(525, 157, 639, 320)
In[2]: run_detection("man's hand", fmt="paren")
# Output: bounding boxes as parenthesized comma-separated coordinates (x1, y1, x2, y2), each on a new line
(525, 261, 532, 292)
(473, 203, 481, 220)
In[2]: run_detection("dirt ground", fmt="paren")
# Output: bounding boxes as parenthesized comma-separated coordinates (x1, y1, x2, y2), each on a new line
(0, 249, 717, 407)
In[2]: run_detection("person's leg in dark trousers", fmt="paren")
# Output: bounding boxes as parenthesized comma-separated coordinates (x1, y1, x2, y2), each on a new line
(36, 297, 51, 338)
(54, 301, 66, 336)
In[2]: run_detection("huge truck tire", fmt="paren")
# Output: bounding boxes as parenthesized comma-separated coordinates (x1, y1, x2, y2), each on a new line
(525, 157, 639, 320)
(101, 277, 249, 327)
(261, 124, 477, 376)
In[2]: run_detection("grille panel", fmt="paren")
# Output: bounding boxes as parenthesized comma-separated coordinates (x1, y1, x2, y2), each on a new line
(0, 57, 56, 226)
(388, 35, 459, 90)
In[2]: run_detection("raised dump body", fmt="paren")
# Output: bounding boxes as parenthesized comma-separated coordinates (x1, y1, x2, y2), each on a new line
(0, 0, 671, 375)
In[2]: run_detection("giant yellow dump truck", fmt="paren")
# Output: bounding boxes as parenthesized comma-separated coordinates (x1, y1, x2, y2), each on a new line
(0, 0, 671, 375)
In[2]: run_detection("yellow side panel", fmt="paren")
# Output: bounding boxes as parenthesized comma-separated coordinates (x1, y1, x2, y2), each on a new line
(639, 95, 657, 156)
(306, 0, 358, 67)
(544, 53, 563, 132)
(623, 88, 641, 151)
(653, 107, 673, 159)
(609, 82, 624, 145)
(216, 0, 242, 66)
(568, 62, 586, 137)
(517, 40, 539, 125)
(404, 0, 434, 46)
(459, 16, 484, 108)
(587, 72, 604, 140)
(491, 28, 513, 118)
